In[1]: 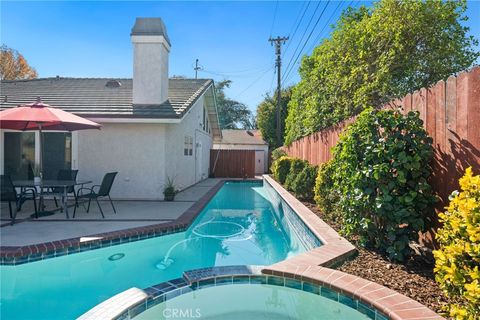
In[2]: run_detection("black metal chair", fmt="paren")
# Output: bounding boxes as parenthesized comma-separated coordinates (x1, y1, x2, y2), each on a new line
(1, 175, 38, 224)
(51, 169, 79, 208)
(74, 172, 117, 218)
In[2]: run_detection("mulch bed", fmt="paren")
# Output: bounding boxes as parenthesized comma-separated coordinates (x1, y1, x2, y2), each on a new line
(302, 201, 450, 315)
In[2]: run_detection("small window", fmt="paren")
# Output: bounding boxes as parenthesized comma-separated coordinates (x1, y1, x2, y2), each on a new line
(184, 136, 193, 156)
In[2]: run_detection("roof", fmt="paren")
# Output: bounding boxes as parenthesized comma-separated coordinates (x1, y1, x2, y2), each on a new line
(216, 129, 268, 145)
(0, 77, 213, 119)
(131, 18, 171, 46)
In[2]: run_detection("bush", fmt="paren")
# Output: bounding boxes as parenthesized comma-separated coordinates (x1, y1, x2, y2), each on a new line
(434, 168, 480, 320)
(284, 158, 308, 191)
(271, 156, 293, 184)
(314, 161, 342, 220)
(271, 148, 287, 162)
(331, 108, 435, 261)
(291, 164, 318, 200)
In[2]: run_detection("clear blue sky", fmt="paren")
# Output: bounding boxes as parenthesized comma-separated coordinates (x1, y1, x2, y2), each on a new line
(1, 1, 479, 114)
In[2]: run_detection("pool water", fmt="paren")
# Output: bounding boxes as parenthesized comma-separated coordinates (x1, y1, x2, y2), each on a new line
(135, 284, 369, 320)
(0, 181, 320, 319)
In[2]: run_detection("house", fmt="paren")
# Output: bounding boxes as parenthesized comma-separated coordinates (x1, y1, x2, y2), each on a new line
(0, 18, 221, 200)
(213, 129, 269, 174)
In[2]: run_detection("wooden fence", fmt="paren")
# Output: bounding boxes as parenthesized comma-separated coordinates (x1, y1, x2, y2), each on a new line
(210, 149, 256, 178)
(283, 67, 480, 246)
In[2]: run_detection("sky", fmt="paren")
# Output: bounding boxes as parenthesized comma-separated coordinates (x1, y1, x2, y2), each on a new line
(1, 1, 479, 114)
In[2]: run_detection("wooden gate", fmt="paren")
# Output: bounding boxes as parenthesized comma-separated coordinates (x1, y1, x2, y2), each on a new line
(210, 149, 255, 178)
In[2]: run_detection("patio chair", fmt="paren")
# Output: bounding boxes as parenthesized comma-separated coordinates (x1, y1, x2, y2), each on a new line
(51, 169, 79, 208)
(74, 172, 117, 218)
(1, 175, 38, 224)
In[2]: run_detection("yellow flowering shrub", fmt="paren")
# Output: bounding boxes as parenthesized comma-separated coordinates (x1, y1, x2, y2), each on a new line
(434, 167, 480, 319)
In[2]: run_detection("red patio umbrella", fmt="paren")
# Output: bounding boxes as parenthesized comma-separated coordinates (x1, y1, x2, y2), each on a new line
(0, 97, 101, 178)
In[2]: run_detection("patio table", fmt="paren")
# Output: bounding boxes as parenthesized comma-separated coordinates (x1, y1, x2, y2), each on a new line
(13, 180, 92, 219)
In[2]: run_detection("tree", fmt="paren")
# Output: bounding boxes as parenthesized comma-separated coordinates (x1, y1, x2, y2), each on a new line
(256, 87, 292, 147)
(0, 45, 38, 80)
(285, 0, 479, 145)
(215, 80, 255, 129)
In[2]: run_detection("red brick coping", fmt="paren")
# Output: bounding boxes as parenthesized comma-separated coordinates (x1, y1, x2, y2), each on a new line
(263, 175, 443, 319)
(263, 175, 356, 267)
(0, 181, 226, 265)
(263, 265, 444, 320)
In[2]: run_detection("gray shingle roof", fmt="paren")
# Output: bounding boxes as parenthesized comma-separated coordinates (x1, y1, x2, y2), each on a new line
(0, 77, 213, 119)
(217, 129, 268, 145)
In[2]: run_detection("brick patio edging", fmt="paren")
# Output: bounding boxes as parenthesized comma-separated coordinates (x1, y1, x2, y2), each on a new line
(0, 181, 226, 265)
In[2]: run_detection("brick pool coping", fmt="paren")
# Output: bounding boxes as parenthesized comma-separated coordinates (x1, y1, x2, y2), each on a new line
(79, 265, 443, 320)
(263, 265, 443, 320)
(263, 175, 356, 267)
(0, 180, 226, 265)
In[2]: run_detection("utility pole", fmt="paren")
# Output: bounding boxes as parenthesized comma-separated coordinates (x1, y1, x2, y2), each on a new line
(268, 36, 288, 146)
(194, 58, 201, 79)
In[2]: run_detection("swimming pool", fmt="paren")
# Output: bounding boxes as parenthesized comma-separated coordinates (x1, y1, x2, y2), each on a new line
(0, 181, 321, 319)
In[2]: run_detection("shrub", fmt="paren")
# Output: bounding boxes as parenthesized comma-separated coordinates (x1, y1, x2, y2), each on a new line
(331, 108, 435, 261)
(271, 147, 287, 162)
(434, 168, 480, 320)
(314, 161, 341, 220)
(284, 158, 308, 191)
(271, 156, 293, 184)
(291, 164, 318, 200)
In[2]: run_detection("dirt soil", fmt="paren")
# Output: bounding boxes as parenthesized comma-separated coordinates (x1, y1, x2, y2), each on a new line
(302, 201, 450, 315)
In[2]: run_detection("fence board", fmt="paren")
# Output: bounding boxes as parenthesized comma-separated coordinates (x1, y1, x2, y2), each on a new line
(210, 149, 255, 178)
(283, 67, 480, 247)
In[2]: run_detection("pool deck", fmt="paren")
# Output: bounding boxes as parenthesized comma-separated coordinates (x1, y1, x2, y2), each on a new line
(0, 178, 226, 262)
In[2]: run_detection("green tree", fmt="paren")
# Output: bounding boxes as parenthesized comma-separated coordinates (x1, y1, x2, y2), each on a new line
(256, 87, 292, 147)
(215, 80, 255, 129)
(0, 45, 38, 80)
(285, 0, 479, 145)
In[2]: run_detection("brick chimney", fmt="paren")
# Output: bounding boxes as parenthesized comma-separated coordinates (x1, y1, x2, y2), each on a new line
(131, 18, 171, 105)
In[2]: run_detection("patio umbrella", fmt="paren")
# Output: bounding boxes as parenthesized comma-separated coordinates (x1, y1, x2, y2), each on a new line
(0, 97, 101, 178)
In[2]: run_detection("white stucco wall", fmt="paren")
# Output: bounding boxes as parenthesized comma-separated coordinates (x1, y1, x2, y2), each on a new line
(132, 35, 170, 105)
(165, 96, 213, 190)
(77, 123, 167, 200)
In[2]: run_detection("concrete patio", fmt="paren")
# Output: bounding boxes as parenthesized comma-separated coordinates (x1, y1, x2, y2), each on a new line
(0, 178, 222, 246)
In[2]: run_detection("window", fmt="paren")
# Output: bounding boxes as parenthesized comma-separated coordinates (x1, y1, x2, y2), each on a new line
(203, 107, 206, 131)
(4, 132, 35, 179)
(184, 136, 193, 156)
(3, 132, 72, 179)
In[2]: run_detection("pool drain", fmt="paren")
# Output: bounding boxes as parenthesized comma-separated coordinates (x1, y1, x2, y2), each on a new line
(108, 253, 125, 261)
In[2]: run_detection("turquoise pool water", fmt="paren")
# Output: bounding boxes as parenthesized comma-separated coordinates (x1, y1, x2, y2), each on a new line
(136, 284, 369, 320)
(0, 181, 321, 319)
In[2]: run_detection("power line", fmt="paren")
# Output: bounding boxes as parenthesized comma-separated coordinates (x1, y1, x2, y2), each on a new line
(282, 1, 331, 84)
(269, 0, 279, 37)
(281, 1, 323, 84)
(308, 0, 351, 53)
(237, 66, 275, 96)
(284, 1, 310, 55)
(283, 0, 354, 85)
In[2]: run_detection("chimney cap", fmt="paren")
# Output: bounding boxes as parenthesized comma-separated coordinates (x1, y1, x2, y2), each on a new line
(131, 17, 171, 45)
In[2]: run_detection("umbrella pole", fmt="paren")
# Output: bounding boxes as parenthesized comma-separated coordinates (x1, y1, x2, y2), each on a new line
(39, 123, 43, 179)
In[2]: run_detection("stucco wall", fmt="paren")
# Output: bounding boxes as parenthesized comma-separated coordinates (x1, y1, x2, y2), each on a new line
(77, 123, 166, 200)
(165, 96, 213, 190)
